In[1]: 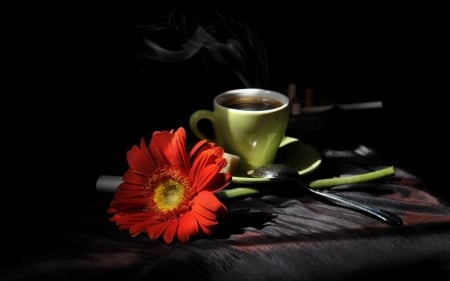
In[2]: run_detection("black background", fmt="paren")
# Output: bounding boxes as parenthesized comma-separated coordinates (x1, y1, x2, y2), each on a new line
(3, 2, 447, 205)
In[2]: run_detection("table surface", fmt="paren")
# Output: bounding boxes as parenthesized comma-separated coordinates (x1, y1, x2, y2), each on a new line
(2, 107, 450, 281)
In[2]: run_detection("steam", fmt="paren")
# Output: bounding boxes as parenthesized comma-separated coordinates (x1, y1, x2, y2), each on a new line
(135, 12, 268, 88)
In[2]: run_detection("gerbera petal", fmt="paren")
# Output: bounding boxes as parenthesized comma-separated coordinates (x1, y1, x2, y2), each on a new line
(214, 155, 228, 169)
(193, 210, 220, 226)
(202, 172, 232, 192)
(109, 198, 148, 211)
(190, 146, 222, 170)
(148, 130, 173, 167)
(128, 219, 153, 237)
(189, 139, 212, 159)
(114, 182, 144, 195)
(194, 192, 228, 213)
(191, 164, 220, 188)
(193, 212, 219, 236)
(192, 203, 222, 236)
(192, 204, 217, 220)
(178, 212, 199, 243)
(146, 222, 169, 240)
(121, 170, 148, 185)
(191, 164, 231, 192)
(190, 146, 228, 178)
(110, 212, 154, 228)
(113, 189, 143, 200)
(149, 128, 191, 171)
(170, 127, 190, 170)
(127, 137, 157, 173)
(198, 223, 215, 236)
(162, 220, 179, 244)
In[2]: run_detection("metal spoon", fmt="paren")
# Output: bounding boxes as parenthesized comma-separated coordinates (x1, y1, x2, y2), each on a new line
(247, 163, 403, 226)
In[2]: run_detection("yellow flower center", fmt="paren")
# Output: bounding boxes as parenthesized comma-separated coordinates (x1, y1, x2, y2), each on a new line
(144, 167, 194, 220)
(154, 179, 184, 211)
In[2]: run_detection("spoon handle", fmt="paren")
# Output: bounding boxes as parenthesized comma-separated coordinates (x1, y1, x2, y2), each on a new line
(297, 179, 403, 226)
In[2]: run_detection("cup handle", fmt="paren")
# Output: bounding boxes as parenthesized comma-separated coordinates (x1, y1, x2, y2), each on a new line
(189, 110, 217, 141)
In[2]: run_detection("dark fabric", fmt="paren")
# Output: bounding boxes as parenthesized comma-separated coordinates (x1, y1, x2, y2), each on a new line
(2, 143, 450, 281)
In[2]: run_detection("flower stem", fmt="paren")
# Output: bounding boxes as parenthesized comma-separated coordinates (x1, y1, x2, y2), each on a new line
(215, 166, 396, 199)
(215, 187, 261, 200)
(309, 166, 395, 189)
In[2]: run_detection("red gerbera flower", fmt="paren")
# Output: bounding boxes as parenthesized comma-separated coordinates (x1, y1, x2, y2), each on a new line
(107, 127, 232, 244)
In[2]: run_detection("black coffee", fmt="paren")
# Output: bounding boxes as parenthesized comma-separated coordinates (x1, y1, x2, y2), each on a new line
(222, 96, 284, 111)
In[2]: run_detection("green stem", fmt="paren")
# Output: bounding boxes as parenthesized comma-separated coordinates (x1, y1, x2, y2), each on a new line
(215, 166, 396, 199)
(215, 187, 261, 200)
(309, 166, 395, 189)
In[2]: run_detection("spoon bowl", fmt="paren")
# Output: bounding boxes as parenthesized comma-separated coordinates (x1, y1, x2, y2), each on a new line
(248, 164, 403, 226)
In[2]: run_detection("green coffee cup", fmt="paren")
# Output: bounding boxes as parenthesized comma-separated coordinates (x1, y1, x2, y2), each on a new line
(189, 88, 290, 174)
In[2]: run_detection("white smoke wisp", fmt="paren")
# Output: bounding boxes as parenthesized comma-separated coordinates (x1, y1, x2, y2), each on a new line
(136, 13, 269, 88)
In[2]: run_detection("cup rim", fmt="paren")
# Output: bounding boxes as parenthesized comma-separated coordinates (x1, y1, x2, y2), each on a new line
(214, 88, 289, 112)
